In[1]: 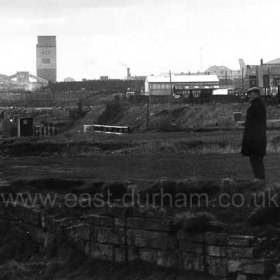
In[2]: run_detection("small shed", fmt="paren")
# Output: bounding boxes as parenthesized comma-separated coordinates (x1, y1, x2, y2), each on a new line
(17, 117, 33, 137)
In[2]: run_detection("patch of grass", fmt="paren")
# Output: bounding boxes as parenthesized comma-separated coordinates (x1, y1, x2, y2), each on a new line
(246, 183, 280, 226)
(247, 207, 280, 226)
(140, 178, 221, 207)
(98, 102, 125, 125)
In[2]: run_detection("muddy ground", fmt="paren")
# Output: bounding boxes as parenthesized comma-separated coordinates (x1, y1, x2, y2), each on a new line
(1, 153, 280, 184)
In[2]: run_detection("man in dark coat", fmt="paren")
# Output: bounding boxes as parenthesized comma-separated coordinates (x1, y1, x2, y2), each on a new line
(241, 87, 267, 180)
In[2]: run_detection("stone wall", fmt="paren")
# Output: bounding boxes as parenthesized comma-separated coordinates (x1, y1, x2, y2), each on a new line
(0, 203, 279, 280)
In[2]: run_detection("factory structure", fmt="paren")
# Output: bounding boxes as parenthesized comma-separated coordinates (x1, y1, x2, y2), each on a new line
(1, 33, 280, 101)
(144, 74, 219, 98)
(0, 71, 48, 92)
(36, 36, 57, 83)
(241, 58, 280, 96)
(0, 36, 56, 92)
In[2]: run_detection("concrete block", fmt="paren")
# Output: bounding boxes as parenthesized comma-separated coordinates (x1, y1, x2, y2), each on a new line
(85, 214, 115, 227)
(114, 246, 139, 262)
(139, 248, 181, 269)
(240, 259, 275, 275)
(183, 252, 205, 272)
(208, 245, 227, 257)
(114, 217, 125, 228)
(67, 223, 91, 241)
(208, 245, 259, 259)
(94, 227, 124, 245)
(180, 240, 204, 254)
(207, 256, 228, 277)
(227, 259, 241, 273)
(227, 235, 256, 247)
(90, 243, 115, 261)
(114, 246, 125, 262)
(127, 229, 176, 250)
(227, 247, 260, 259)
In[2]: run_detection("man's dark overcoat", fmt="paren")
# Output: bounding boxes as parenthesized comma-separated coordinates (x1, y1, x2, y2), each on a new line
(241, 97, 267, 156)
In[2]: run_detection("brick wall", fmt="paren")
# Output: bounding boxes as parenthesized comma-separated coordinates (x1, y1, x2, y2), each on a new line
(0, 203, 278, 280)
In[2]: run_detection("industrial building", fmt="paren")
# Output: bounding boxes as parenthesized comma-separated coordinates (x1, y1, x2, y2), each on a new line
(36, 36, 57, 83)
(0, 71, 48, 91)
(241, 58, 280, 95)
(206, 65, 242, 81)
(144, 74, 219, 98)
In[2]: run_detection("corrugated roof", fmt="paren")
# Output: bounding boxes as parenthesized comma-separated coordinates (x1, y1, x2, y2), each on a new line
(146, 74, 219, 83)
(265, 58, 280, 64)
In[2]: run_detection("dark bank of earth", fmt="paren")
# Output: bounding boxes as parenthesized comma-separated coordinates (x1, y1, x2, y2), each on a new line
(0, 220, 213, 280)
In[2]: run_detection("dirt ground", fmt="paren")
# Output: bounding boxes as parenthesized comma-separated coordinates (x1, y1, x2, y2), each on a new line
(1, 152, 280, 184)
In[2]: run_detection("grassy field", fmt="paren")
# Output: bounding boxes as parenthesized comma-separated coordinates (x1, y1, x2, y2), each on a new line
(2, 152, 280, 183)
(2, 128, 279, 156)
(1, 128, 280, 184)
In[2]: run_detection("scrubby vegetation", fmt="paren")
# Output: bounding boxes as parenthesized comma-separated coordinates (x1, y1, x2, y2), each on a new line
(2, 127, 280, 157)
(3, 177, 280, 233)
(78, 101, 280, 133)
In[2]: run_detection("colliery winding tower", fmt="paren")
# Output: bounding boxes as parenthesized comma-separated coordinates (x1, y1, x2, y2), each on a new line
(36, 36, 57, 83)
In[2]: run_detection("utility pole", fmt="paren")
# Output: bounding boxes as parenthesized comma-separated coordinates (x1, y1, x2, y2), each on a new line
(268, 67, 270, 96)
(225, 71, 228, 87)
(169, 70, 173, 96)
(146, 87, 150, 131)
(256, 66, 259, 87)
(241, 68, 244, 90)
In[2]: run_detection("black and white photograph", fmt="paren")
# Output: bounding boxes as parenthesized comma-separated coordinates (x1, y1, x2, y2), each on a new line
(1, 0, 280, 279)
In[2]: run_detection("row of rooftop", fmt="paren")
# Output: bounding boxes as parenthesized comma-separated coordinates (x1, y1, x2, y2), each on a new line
(1, 36, 280, 96)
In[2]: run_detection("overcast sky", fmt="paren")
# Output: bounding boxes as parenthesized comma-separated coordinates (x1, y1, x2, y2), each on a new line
(0, 0, 279, 81)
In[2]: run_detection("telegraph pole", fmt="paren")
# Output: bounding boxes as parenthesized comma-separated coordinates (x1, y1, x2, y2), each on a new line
(256, 65, 259, 87)
(225, 71, 228, 87)
(169, 70, 173, 96)
(268, 67, 270, 96)
(241, 68, 244, 90)
(146, 86, 150, 131)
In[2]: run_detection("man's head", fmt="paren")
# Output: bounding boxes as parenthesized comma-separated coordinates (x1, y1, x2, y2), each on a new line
(247, 87, 260, 102)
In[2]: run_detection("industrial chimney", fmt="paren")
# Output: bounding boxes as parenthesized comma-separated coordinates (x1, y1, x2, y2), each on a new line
(127, 68, 131, 79)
